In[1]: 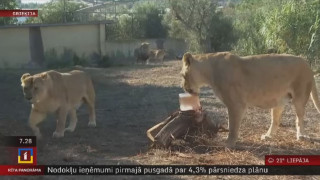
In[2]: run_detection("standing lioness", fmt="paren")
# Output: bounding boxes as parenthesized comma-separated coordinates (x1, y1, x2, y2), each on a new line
(181, 52, 320, 147)
(21, 70, 96, 138)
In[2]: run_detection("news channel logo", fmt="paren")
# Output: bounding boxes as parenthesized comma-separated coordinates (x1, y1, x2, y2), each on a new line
(18, 148, 33, 164)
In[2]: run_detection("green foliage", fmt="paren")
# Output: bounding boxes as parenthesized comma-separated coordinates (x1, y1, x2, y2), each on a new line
(72, 54, 88, 66)
(89, 52, 112, 68)
(106, 1, 167, 40)
(232, 0, 267, 54)
(164, 0, 237, 53)
(209, 12, 238, 52)
(44, 48, 73, 69)
(133, 2, 167, 38)
(106, 14, 133, 40)
(266, 0, 320, 64)
(44, 48, 89, 68)
(97, 55, 112, 68)
(19, 2, 41, 9)
(25, 1, 87, 24)
(233, 0, 320, 65)
(0, 0, 18, 25)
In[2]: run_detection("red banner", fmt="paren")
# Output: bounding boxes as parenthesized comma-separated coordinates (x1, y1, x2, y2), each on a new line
(265, 155, 320, 166)
(0, 165, 44, 175)
(0, 10, 38, 17)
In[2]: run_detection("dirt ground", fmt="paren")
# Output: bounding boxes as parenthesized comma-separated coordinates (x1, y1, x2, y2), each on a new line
(1, 60, 320, 180)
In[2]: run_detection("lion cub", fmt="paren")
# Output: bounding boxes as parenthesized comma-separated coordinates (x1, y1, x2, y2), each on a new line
(21, 70, 96, 138)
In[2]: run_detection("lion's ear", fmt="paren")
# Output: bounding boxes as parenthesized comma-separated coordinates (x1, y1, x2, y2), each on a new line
(182, 52, 193, 67)
(21, 73, 31, 82)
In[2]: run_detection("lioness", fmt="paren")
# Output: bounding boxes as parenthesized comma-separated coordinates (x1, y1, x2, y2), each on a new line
(147, 49, 166, 64)
(181, 52, 320, 147)
(21, 70, 96, 138)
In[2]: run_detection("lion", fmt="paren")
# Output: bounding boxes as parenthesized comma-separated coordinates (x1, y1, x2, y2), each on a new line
(180, 52, 320, 147)
(134, 42, 150, 64)
(146, 49, 166, 64)
(134, 42, 166, 64)
(21, 70, 96, 138)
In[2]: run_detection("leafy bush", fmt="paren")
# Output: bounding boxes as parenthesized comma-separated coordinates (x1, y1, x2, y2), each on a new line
(44, 49, 70, 69)
(233, 0, 320, 66)
(25, 1, 87, 24)
(232, 0, 269, 55)
(106, 1, 167, 40)
(72, 54, 88, 66)
(97, 55, 112, 68)
(89, 52, 112, 68)
(44, 48, 113, 68)
(163, 0, 237, 53)
(44, 48, 88, 68)
(0, 0, 18, 25)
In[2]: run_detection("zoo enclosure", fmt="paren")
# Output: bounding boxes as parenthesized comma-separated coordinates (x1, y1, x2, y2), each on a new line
(0, 21, 186, 68)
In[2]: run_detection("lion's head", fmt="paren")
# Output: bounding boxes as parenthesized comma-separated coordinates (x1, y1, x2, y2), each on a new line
(20, 72, 51, 103)
(140, 42, 150, 55)
(180, 52, 203, 95)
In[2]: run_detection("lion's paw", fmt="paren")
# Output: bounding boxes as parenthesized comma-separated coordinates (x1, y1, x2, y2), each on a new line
(88, 121, 96, 127)
(64, 127, 75, 132)
(52, 131, 64, 138)
(225, 138, 236, 148)
(261, 134, 272, 140)
(297, 134, 310, 141)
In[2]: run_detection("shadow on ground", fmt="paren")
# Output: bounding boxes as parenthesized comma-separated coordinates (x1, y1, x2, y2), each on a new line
(0, 66, 181, 164)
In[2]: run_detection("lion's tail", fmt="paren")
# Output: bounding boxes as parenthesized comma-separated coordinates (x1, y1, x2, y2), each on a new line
(86, 76, 96, 103)
(311, 78, 320, 113)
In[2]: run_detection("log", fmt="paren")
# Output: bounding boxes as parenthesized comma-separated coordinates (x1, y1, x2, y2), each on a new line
(147, 109, 228, 148)
(154, 110, 195, 147)
(146, 110, 180, 142)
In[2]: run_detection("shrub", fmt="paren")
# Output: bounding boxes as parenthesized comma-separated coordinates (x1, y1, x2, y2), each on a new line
(163, 0, 237, 53)
(97, 55, 112, 68)
(233, 0, 320, 66)
(44, 48, 88, 68)
(72, 53, 88, 66)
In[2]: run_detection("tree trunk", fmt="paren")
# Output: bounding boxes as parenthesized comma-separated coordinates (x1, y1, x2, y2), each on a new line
(147, 109, 227, 148)
(154, 110, 195, 147)
(200, 38, 212, 53)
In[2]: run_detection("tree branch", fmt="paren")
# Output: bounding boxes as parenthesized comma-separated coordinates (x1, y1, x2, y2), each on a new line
(170, 0, 196, 32)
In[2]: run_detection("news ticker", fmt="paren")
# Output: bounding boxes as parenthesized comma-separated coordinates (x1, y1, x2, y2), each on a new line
(0, 10, 38, 17)
(2, 136, 320, 175)
(1, 165, 320, 175)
